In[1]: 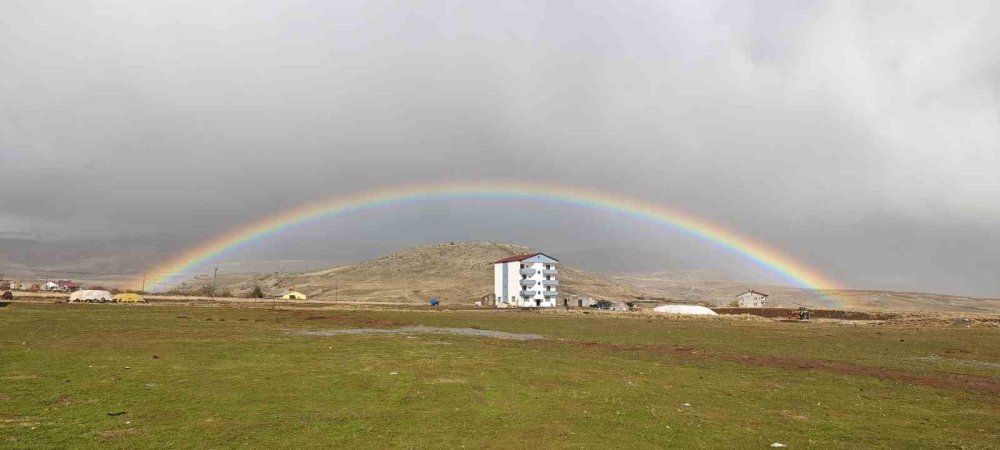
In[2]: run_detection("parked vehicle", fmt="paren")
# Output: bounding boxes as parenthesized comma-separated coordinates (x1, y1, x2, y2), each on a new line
(590, 300, 615, 310)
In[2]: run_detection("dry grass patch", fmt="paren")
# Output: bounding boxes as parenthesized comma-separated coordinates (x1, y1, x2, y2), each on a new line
(96, 428, 136, 441)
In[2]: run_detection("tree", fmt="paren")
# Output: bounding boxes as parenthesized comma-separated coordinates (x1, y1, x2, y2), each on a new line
(250, 285, 264, 299)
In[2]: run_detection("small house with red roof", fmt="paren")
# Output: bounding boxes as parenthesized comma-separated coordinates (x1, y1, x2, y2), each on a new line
(493, 253, 559, 308)
(58, 280, 81, 292)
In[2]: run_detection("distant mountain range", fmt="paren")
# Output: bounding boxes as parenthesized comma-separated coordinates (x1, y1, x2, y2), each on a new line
(0, 238, 165, 286)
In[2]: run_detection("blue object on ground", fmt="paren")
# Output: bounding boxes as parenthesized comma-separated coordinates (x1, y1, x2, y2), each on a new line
(430, 298, 440, 306)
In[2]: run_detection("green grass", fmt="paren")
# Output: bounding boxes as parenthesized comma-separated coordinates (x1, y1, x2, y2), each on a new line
(1, 303, 997, 449)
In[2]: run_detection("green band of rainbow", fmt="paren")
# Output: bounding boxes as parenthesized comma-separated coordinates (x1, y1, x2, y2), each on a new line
(147, 181, 840, 302)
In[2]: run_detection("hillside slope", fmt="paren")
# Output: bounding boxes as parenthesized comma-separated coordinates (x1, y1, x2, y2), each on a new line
(168, 241, 1000, 312)
(170, 242, 642, 303)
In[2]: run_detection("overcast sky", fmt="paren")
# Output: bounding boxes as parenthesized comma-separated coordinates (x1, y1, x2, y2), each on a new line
(1, 1, 998, 296)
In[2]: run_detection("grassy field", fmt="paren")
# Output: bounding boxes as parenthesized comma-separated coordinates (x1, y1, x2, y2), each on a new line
(1, 303, 997, 448)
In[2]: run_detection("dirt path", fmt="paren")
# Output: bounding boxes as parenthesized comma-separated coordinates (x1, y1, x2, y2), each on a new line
(563, 340, 1000, 396)
(292, 323, 998, 395)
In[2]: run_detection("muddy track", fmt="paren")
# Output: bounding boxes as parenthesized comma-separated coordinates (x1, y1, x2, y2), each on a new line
(560, 340, 1000, 396)
(290, 321, 999, 395)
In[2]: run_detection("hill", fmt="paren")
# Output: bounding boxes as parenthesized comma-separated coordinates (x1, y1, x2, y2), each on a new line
(169, 242, 642, 303)
(610, 271, 1000, 313)
(167, 241, 1000, 312)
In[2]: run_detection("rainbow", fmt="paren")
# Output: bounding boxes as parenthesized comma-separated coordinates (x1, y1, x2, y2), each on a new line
(147, 181, 840, 302)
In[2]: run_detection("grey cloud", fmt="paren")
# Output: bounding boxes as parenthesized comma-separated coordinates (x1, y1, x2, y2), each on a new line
(1, 1, 997, 296)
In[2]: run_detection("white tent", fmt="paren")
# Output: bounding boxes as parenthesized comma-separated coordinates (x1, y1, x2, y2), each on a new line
(69, 290, 115, 302)
(653, 305, 718, 316)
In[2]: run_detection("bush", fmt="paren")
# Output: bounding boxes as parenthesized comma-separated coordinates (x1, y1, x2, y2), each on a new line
(250, 286, 264, 299)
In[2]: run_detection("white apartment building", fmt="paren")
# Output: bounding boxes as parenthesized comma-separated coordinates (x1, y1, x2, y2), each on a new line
(493, 253, 559, 308)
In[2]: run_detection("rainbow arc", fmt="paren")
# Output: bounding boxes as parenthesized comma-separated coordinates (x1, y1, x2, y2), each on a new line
(147, 181, 840, 304)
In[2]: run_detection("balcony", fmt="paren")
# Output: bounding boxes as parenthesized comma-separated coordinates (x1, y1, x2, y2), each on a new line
(542, 269, 558, 275)
(520, 290, 539, 297)
(520, 279, 536, 287)
(520, 268, 537, 276)
(542, 279, 559, 286)
(543, 291, 559, 297)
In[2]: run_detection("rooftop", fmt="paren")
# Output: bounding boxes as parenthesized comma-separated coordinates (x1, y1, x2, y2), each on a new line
(493, 253, 559, 264)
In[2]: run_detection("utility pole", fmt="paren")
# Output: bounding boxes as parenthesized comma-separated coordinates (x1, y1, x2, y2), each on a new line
(211, 267, 218, 299)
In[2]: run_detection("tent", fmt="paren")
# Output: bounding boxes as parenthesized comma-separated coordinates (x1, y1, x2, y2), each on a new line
(69, 290, 115, 303)
(280, 291, 307, 300)
(653, 305, 718, 316)
(114, 293, 145, 303)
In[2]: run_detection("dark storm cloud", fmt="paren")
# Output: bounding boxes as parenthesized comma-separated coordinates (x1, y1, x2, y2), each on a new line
(1, 1, 997, 295)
